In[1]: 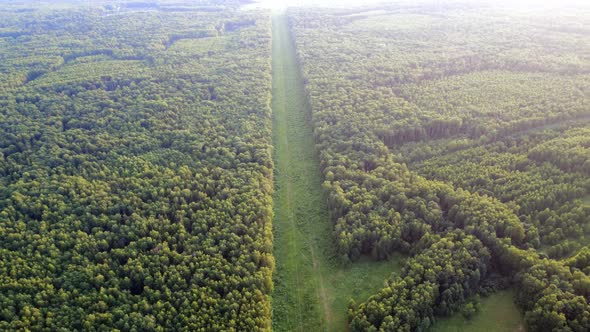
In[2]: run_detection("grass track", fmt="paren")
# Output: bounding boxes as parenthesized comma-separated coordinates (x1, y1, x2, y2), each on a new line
(270, 13, 404, 332)
(431, 289, 525, 332)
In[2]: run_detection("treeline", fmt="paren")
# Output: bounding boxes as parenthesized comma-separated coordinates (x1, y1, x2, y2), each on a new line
(517, 260, 590, 331)
(382, 72, 589, 146)
(414, 126, 590, 258)
(288, 3, 590, 331)
(0, 3, 274, 331)
(529, 127, 590, 175)
(350, 231, 491, 331)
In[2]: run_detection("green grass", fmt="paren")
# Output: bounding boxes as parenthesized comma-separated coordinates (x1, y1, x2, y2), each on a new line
(270, 12, 404, 332)
(582, 195, 590, 206)
(430, 289, 525, 332)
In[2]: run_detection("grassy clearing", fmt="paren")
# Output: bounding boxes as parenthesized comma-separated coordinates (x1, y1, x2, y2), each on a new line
(270, 13, 403, 332)
(326, 256, 404, 331)
(582, 195, 590, 206)
(430, 289, 525, 332)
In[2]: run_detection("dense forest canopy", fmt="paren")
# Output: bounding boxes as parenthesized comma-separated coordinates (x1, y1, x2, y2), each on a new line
(0, 0, 589, 331)
(288, 1, 589, 331)
(0, 1, 274, 330)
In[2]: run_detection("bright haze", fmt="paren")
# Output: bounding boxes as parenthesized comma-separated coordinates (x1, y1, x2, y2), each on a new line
(250, 0, 589, 9)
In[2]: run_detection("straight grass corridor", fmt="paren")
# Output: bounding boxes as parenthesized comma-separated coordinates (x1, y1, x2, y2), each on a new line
(270, 13, 404, 332)
(270, 12, 331, 331)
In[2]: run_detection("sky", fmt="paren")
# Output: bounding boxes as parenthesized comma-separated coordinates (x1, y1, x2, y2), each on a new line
(248, 0, 590, 9)
(250, 0, 395, 9)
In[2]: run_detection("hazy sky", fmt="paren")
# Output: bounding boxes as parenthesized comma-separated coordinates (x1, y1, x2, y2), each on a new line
(249, 0, 590, 9)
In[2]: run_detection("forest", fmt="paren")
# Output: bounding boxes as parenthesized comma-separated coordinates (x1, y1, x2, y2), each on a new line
(0, 0, 588, 331)
(288, 2, 590, 331)
(0, 0, 274, 330)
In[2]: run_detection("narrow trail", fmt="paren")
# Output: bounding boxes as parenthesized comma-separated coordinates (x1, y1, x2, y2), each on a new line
(270, 12, 405, 332)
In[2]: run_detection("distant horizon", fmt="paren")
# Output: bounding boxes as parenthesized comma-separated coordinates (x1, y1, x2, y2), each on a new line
(249, 0, 590, 9)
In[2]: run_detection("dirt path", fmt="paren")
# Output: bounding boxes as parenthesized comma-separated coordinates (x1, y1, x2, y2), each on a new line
(311, 246, 332, 327)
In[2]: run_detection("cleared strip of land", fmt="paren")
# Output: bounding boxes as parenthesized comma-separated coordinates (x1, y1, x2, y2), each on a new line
(270, 13, 403, 332)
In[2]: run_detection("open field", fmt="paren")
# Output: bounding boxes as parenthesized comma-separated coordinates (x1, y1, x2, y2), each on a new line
(431, 290, 525, 332)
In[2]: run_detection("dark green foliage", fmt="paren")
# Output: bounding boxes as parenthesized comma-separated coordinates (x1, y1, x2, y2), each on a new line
(461, 298, 481, 320)
(0, 2, 274, 330)
(414, 126, 590, 258)
(565, 247, 590, 275)
(516, 260, 590, 332)
(288, 2, 590, 331)
(350, 231, 490, 331)
(2, 1, 589, 330)
(529, 127, 590, 175)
